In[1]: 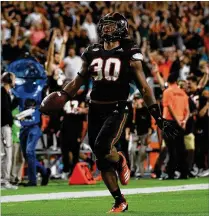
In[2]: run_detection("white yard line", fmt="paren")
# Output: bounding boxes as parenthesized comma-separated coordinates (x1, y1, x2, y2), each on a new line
(1, 183, 208, 203)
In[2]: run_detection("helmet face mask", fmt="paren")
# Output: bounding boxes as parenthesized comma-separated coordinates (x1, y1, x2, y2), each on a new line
(102, 21, 117, 36)
(98, 13, 128, 42)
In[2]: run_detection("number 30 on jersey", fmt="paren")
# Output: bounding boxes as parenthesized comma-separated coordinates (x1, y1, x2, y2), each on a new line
(90, 58, 121, 81)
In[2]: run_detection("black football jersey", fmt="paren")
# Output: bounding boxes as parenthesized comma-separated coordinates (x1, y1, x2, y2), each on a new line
(81, 40, 143, 101)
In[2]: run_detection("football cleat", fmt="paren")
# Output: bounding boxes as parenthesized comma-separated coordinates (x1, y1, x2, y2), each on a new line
(117, 152, 130, 185)
(108, 197, 128, 213)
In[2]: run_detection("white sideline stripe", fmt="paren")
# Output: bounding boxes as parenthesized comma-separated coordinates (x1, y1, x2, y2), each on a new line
(1, 184, 208, 203)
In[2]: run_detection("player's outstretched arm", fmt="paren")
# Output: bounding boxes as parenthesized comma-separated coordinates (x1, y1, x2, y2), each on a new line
(40, 60, 89, 115)
(130, 60, 178, 139)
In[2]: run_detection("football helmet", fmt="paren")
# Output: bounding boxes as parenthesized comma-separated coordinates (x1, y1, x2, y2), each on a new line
(97, 13, 128, 42)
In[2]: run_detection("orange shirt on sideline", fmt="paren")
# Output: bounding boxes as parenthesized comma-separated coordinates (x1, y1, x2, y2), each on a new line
(162, 83, 189, 121)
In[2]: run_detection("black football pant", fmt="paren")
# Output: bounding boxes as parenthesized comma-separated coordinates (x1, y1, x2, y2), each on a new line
(164, 121, 188, 178)
(88, 102, 128, 171)
(60, 128, 80, 174)
(195, 132, 209, 170)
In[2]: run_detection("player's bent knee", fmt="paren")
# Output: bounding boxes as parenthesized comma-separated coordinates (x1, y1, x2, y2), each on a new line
(94, 142, 110, 159)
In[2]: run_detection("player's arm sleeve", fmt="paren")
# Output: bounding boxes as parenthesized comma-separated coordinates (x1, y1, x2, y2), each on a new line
(128, 45, 144, 62)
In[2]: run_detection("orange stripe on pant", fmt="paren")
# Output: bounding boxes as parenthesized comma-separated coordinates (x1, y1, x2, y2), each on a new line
(110, 113, 128, 148)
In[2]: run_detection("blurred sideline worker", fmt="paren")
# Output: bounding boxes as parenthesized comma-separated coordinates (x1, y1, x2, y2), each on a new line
(126, 93, 152, 178)
(162, 74, 190, 179)
(1, 72, 18, 189)
(177, 80, 197, 177)
(10, 108, 25, 185)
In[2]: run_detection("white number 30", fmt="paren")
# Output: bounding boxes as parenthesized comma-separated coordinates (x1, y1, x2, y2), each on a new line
(90, 58, 121, 81)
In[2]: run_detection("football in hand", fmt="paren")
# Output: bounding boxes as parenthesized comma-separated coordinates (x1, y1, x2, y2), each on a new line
(40, 91, 69, 115)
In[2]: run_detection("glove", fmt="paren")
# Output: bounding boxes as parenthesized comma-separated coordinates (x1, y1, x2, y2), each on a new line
(156, 118, 179, 139)
(148, 104, 179, 139)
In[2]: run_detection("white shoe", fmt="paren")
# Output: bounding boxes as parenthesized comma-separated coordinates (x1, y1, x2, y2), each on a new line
(190, 166, 199, 177)
(61, 172, 69, 180)
(198, 169, 209, 177)
(2, 182, 18, 190)
(174, 171, 181, 179)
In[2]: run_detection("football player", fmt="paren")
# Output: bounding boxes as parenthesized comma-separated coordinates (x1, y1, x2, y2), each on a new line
(41, 13, 178, 213)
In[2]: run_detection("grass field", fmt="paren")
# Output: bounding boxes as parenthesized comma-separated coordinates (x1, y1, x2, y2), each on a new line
(1, 177, 208, 196)
(1, 178, 209, 216)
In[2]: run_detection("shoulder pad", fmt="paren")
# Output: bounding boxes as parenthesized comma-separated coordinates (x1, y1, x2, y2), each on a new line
(126, 43, 143, 61)
(81, 45, 92, 62)
(89, 43, 102, 52)
(81, 44, 102, 65)
(81, 44, 102, 59)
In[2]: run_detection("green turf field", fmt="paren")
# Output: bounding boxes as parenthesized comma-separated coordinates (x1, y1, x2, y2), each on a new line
(1, 177, 208, 196)
(1, 178, 209, 216)
(2, 190, 208, 216)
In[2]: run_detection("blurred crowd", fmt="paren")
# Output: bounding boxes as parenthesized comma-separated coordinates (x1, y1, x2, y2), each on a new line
(1, 2, 209, 188)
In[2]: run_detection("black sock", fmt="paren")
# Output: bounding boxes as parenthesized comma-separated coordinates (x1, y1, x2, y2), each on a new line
(110, 188, 123, 200)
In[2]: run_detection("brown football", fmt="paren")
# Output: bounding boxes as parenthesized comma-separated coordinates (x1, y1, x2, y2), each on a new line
(40, 91, 69, 114)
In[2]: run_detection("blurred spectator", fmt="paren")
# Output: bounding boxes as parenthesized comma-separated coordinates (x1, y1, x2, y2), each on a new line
(46, 29, 67, 92)
(54, 29, 64, 52)
(1, 72, 18, 189)
(1, 20, 11, 42)
(179, 53, 191, 80)
(65, 31, 77, 53)
(157, 53, 173, 81)
(30, 24, 46, 46)
(63, 47, 83, 82)
(126, 94, 152, 178)
(75, 28, 90, 55)
(25, 6, 42, 26)
(82, 13, 98, 43)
